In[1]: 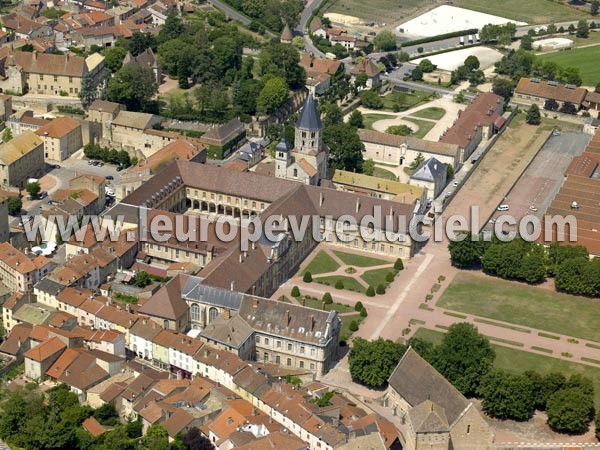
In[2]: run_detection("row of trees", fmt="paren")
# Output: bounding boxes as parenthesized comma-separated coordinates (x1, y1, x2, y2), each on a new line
(224, 0, 303, 32)
(83, 144, 137, 168)
(348, 324, 597, 434)
(449, 237, 600, 296)
(0, 384, 212, 450)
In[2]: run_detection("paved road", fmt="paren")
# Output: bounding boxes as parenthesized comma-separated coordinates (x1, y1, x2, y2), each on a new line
(207, 0, 276, 38)
(382, 68, 477, 100)
(297, 0, 326, 57)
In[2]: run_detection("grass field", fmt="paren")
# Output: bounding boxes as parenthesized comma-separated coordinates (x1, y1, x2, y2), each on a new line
(403, 117, 436, 139)
(332, 250, 389, 267)
(301, 296, 355, 313)
(327, 0, 421, 23)
(540, 45, 600, 86)
(382, 90, 434, 112)
(341, 314, 363, 341)
(361, 267, 394, 288)
(411, 107, 446, 120)
(372, 167, 397, 180)
(314, 275, 366, 293)
(437, 272, 600, 342)
(302, 251, 340, 275)
(363, 113, 395, 130)
(453, 0, 587, 24)
(413, 328, 600, 407)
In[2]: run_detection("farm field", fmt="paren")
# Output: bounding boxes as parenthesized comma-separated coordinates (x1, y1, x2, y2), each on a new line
(327, 0, 422, 24)
(413, 328, 600, 408)
(540, 45, 600, 86)
(453, 0, 587, 24)
(437, 272, 600, 343)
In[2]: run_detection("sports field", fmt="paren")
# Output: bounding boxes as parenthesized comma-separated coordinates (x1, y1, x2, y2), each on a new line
(437, 272, 600, 343)
(454, 0, 587, 24)
(540, 45, 600, 86)
(327, 0, 422, 24)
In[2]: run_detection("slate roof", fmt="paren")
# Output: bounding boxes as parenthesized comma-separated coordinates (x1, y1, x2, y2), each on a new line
(181, 275, 245, 310)
(296, 93, 322, 131)
(411, 157, 446, 183)
(199, 314, 254, 348)
(388, 348, 469, 426)
(408, 400, 450, 433)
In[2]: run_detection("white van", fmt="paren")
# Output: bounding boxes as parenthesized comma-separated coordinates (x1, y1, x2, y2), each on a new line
(497, 204, 509, 211)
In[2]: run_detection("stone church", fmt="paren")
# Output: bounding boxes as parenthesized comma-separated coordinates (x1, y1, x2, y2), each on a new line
(275, 93, 329, 185)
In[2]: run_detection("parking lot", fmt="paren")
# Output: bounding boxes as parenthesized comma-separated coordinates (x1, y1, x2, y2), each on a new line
(487, 131, 591, 228)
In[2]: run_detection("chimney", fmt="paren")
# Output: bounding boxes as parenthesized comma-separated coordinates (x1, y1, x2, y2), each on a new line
(143, 319, 147, 325)
(252, 298, 259, 308)
(310, 315, 315, 332)
(284, 310, 290, 326)
(355, 197, 360, 213)
(230, 281, 234, 291)
(204, 349, 209, 357)
(319, 192, 324, 207)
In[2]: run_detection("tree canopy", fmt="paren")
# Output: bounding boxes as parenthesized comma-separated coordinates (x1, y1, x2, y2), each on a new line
(373, 31, 397, 51)
(107, 65, 157, 112)
(348, 337, 406, 387)
(323, 123, 365, 173)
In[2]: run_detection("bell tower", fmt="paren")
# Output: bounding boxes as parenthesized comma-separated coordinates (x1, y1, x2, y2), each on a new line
(295, 93, 322, 155)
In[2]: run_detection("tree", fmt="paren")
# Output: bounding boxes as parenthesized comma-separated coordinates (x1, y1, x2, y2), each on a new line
(467, 69, 485, 86)
(406, 336, 435, 361)
(79, 72, 99, 108)
(410, 67, 423, 81)
(408, 152, 425, 171)
(2, 127, 12, 142)
(354, 72, 368, 90)
(366, 286, 375, 297)
(303, 271, 312, 282)
(142, 424, 169, 450)
(418, 59, 437, 73)
(128, 31, 157, 57)
(321, 103, 343, 127)
(134, 271, 152, 288)
(559, 101, 577, 115)
(348, 110, 364, 128)
(105, 46, 128, 73)
(322, 292, 333, 304)
(568, 23, 576, 34)
(180, 428, 213, 450)
(376, 284, 385, 294)
(93, 403, 119, 426)
(561, 66, 582, 86)
(520, 34, 533, 50)
(386, 125, 413, 136)
(108, 65, 157, 112)
(394, 258, 404, 270)
(491, 78, 513, 102)
(323, 123, 365, 173)
(546, 388, 594, 434)
(291, 286, 300, 297)
(592, 0, 599, 16)
(348, 337, 406, 387)
(431, 323, 495, 395)
(258, 42, 305, 89)
(25, 182, 41, 198)
(359, 90, 383, 109)
(7, 196, 22, 215)
(464, 55, 480, 71)
(158, 12, 184, 44)
(576, 19, 589, 38)
(479, 370, 535, 420)
(373, 30, 396, 51)
(362, 158, 375, 176)
(349, 320, 359, 332)
(526, 104, 541, 125)
(544, 98, 559, 111)
(256, 77, 288, 115)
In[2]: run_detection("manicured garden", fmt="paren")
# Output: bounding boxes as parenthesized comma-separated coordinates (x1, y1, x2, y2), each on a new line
(363, 113, 395, 130)
(302, 251, 340, 275)
(403, 117, 436, 139)
(331, 250, 389, 267)
(410, 107, 446, 120)
(436, 272, 600, 343)
(313, 275, 366, 293)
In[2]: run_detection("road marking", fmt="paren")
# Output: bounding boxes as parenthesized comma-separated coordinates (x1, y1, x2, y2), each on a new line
(369, 253, 434, 339)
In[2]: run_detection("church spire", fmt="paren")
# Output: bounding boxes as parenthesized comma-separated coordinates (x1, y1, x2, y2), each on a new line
(296, 93, 322, 131)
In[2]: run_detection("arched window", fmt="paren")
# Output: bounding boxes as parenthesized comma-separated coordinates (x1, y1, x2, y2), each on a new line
(191, 303, 200, 322)
(293, 168, 298, 177)
(209, 307, 218, 323)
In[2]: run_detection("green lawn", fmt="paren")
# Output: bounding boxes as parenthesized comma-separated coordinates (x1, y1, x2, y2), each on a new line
(437, 272, 600, 342)
(332, 250, 389, 267)
(340, 314, 364, 341)
(453, 0, 587, 24)
(381, 90, 434, 112)
(540, 45, 600, 86)
(361, 267, 394, 288)
(413, 328, 600, 408)
(372, 167, 397, 180)
(363, 113, 395, 130)
(403, 117, 436, 139)
(300, 296, 355, 313)
(314, 275, 366, 293)
(410, 107, 446, 120)
(302, 251, 340, 275)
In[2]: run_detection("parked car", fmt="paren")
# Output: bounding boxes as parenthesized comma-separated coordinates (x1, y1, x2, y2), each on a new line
(116, 166, 123, 172)
(39, 191, 48, 199)
(53, 164, 60, 169)
(497, 204, 509, 211)
(529, 205, 538, 212)
(105, 175, 114, 180)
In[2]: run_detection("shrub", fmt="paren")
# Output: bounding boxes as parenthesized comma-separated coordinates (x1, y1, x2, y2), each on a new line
(425, 294, 433, 301)
(366, 286, 375, 297)
(394, 258, 404, 271)
(291, 286, 301, 297)
(360, 307, 368, 318)
(335, 279, 344, 289)
(303, 271, 313, 283)
(339, 339, 347, 347)
(355, 301, 364, 311)
(385, 272, 395, 283)
(376, 284, 386, 295)
(349, 320, 359, 332)
(322, 292, 333, 304)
